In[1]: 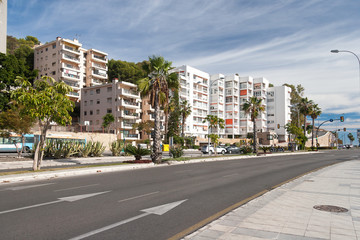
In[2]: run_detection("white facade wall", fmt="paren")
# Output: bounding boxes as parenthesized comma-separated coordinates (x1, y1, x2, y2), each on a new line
(174, 65, 209, 138)
(253, 77, 269, 133)
(267, 86, 292, 141)
(224, 74, 240, 138)
(239, 76, 254, 135)
(209, 74, 225, 137)
(0, 0, 7, 54)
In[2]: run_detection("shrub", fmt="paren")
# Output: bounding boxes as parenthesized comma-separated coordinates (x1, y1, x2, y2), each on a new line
(110, 140, 124, 156)
(80, 142, 92, 157)
(90, 141, 105, 157)
(192, 145, 200, 150)
(170, 146, 184, 158)
(260, 146, 270, 154)
(241, 146, 253, 154)
(125, 145, 151, 160)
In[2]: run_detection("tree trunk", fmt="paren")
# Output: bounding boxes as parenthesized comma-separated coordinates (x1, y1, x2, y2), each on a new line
(253, 120, 258, 154)
(181, 115, 185, 138)
(33, 121, 49, 171)
(164, 111, 169, 143)
(303, 114, 307, 137)
(151, 91, 162, 164)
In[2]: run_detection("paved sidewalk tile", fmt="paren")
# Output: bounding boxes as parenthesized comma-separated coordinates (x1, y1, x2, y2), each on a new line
(184, 160, 360, 240)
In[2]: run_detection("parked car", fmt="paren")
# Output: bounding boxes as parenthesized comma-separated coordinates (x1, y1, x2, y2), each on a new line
(201, 145, 226, 154)
(225, 145, 242, 154)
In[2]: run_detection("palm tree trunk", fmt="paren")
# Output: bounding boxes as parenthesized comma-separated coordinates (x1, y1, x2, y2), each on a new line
(303, 114, 307, 137)
(181, 115, 185, 138)
(164, 112, 169, 143)
(151, 91, 162, 164)
(253, 120, 258, 154)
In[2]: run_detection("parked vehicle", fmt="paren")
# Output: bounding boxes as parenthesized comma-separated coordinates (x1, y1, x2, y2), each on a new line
(201, 145, 226, 154)
(0, 134, 34, 153)
(225, 145, 242, 154)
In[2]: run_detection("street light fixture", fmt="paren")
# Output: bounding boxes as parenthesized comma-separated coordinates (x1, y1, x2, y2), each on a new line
(330, 49, 360, 92)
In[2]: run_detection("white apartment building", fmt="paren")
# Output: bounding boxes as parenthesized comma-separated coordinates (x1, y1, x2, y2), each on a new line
(239, 76, 254, 135)
(0, 0, 6, 54)
(267, 86, 292, 141)
(209, 74, 225, 137)
(34, 37, 108, 102)
(253, 77, 269, 132)
(224, 74, 241, 138)
(174, 65, 209, 138)
(80, 79, 141, 141)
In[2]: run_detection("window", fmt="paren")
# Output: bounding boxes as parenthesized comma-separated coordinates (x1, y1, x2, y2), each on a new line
(268, 99, 274, 102)
(52, 53, 56, 58)
(107, 87, 112, 92)
(52, 71, 56, 75)
(254, 91, 261, 97)
(226, 97, 232, 103)
(90, 120, 93, 125)
(96, 89, 100, 94)
(84, 90, 87, 95)
(45, 48, 48, 51)
(267, 91, 274, 97)
(84, 101, 87, 106)
(96, 109, 100, 115)
(52, 62, 56, 66)
(107, 98, 112, 103)
(90, 110, 93, 115)
(52, 44, 56, 49)
(96, 99, 100, 104)
(84, 111, 87, 116)
(90, 100, 93, 105)
(90, 90, 94, 95)
(96, 120, 99, 125)
(107, 109, 112, 113)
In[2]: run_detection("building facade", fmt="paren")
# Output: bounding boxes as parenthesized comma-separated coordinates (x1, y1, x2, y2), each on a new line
(34, 37, 108, 102)
(80, 79, 141, 141)
(174, 65, 210, 138)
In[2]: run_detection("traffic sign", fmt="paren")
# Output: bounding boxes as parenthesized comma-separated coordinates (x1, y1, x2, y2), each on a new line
(329, 119, 333, 122)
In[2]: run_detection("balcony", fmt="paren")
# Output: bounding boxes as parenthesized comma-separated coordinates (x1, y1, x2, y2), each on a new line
(121, 122, 136, 129)
(120, 89, 140, 99)
(92, 70, 107, 79)
(121, 111, 139, 119)
(61, 72, 80, 81)
(61, 63, 80, 72)
(62, 45, 81, 55)
(121, 99, 139, 109)
(62, 54, 80, 63)
(67, 91, 80, 97)
(64, 81, 80, 89)
(92, 54, 107, 63)
(92, 62, 108, 71)
(121, 133, 139, 140)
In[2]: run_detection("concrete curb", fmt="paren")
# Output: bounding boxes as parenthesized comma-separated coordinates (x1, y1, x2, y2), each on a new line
(0, 151, 321, 184)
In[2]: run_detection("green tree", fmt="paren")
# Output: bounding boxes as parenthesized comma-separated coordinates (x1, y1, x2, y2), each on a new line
(203, 115, 225, 153)
(107, 59, 147, 84)
(163, 72, 180, 140)
(299, 97, 314, 136)
(283, 84, 305, 127)
(285, 123, 307, 149)
(102, 113, 115, 133)
(0, 106, 35, 157)
(242, 96, 265, 154)
(309, 104, 322, 148)
(137, 55, 177, 163)
(167, 90, 181, 139)
(133, 120, 154, 140)
(11, 76, 74, 170)
(179, 100, 192, 137)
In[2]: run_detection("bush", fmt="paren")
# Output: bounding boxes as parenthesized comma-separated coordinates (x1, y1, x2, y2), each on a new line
(125, 145, 151, 160)
(110, 140, 124, 156)
(192, 145, 200, 150)
(241, 146, 253, 154)
(90, 141, 106, 157)
(170, 146, 184, 158)
(173, 135, 184, 145)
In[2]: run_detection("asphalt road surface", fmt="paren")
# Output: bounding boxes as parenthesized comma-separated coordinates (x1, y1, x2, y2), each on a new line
(0, 150, 358, 240)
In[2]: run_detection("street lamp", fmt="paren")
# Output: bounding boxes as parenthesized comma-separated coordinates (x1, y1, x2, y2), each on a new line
(331, 49, 360, 92)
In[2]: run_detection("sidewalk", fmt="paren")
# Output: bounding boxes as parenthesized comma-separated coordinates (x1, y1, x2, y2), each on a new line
(184, 160, 360, 240)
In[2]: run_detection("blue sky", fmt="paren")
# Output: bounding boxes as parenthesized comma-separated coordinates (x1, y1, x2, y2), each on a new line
(6, 0, 360, 144)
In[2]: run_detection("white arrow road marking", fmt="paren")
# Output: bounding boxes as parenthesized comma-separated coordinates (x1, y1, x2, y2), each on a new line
(0, 191, 110, 215)
(68, 199, 188, 240)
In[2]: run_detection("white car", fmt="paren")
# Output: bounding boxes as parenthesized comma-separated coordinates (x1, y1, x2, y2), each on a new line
(201, 145, 226, 154)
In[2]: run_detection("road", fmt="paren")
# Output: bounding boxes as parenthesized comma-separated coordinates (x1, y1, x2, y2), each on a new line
(0, 150, 358, 240)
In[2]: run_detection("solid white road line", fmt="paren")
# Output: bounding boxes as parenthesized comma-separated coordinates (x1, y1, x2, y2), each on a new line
(54, 184, 99, 192)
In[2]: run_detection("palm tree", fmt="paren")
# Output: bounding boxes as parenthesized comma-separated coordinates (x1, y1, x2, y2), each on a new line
(179, 100, 192, 137)
(203, 115, 225, 154)
(299, 97, 314, 137)
(242, 96, 265, 154)
(137, 55, 177, 163)
(309, 104, 321, 148)
(163, 74, 180, 141)
(133, 120, 154, 140)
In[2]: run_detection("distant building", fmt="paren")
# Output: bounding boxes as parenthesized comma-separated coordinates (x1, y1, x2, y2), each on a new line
(34, 37, 108, 102)
(80, 79, 141, 141)
(0, 0, 7, 54)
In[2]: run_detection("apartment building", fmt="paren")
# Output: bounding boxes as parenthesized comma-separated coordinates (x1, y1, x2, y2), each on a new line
(0, 0, 7, 54)
(140, 96, 165, 141)
(80, 79, 141, 141)
(34, 37, 108, 102)
(267, 86, 292, 141)
(253, 77, 269, 132)
(174, 65, 210, 138)
(239, 76, 254, 135)
(209, 74, 225, 137)
(224, 74, 241, 138)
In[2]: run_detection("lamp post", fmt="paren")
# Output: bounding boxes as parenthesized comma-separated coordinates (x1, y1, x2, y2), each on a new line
(331, 49, 360, 92)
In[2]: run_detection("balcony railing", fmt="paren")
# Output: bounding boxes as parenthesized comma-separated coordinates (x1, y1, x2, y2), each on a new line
(123, 111, 138, 117)
(63, 54, 80, 62)
(93, 55, 107, 61)
(123, 100, 139, 107)
(64, 45, 80, 53)
(124, 134, 138, 138)
(93, 70, 107, 77)
(68, 91, 79, 96)
(63, 72, 80, 79)
(122, 89, 138, 96)
(64, 81, 80, 88)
